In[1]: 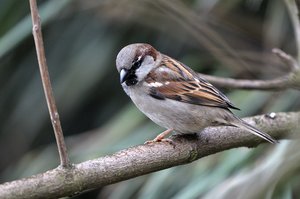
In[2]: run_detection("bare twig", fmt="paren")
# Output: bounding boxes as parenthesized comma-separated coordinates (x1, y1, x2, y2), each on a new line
(0, 112, 298, 199)
(29, 0, 70, 167)
(198, 73, 293, 90)
(272, 48, 299, 70)
(198, 48, 300, 90)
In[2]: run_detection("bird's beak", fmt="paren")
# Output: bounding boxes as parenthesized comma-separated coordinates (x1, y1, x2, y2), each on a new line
(120, 69, 128, 83)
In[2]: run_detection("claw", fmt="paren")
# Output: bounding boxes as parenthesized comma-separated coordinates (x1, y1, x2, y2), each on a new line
(144, 129, 175, 147)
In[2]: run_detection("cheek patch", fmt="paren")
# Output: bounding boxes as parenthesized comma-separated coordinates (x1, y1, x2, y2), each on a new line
(135, 56, 155, 81)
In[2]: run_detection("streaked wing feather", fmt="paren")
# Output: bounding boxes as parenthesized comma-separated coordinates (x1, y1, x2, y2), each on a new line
(146, 56, 239, 110)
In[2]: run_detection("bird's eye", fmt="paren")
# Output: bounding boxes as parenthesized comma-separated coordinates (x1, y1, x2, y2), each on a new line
(132, 56, 143, 69)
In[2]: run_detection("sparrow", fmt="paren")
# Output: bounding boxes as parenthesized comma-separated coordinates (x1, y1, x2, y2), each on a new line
(116, 43, 277, 144)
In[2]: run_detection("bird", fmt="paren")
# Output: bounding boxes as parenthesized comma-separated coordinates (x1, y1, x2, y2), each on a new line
(115, 43, 277, 144)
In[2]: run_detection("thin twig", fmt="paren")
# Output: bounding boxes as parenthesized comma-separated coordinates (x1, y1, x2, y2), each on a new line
(0, 112, 298, 199)
(29, 0, 70, 167)
(198, 73, 292, 90)
(272, 48, 299, 70)
(198, 48, 300, 90)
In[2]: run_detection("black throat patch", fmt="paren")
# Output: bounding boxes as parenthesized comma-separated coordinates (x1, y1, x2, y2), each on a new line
(124, 56, 144, 86)
(125, 70, 138, 86)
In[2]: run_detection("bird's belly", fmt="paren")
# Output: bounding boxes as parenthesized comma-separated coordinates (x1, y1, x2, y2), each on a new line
(128, 88, 215, 134)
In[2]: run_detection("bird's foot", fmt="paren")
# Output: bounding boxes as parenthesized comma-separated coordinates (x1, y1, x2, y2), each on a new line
(144, 129, 175, 146)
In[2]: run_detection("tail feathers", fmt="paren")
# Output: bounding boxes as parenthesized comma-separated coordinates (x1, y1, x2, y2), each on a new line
(231, 117, 278, 144)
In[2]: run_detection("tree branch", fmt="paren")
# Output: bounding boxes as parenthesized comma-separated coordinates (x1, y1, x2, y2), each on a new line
(198, 49, 300, 90)
(198, 73, 293, 90)
(29, 0, 69, 167)
(0, 112, 298, 199)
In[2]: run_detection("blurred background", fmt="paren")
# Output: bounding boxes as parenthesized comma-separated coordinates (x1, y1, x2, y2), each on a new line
(0, 0, 300, 198)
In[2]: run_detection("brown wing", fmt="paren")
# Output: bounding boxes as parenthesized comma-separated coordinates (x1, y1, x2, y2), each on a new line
(146, 56, 239, 110)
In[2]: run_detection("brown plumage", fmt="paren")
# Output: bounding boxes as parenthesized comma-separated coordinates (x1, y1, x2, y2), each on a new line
(146, 56, 239, 110)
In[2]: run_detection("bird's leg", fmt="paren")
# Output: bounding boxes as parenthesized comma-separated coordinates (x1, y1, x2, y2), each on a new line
(145, 129, 174, 145)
